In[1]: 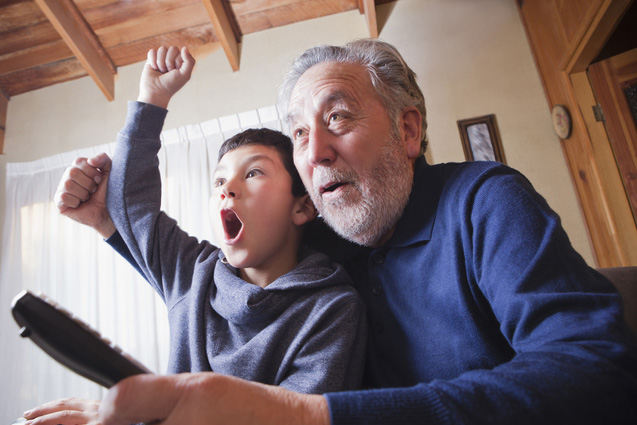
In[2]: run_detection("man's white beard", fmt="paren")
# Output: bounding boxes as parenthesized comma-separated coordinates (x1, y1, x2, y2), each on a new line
(311, 138, 414, 247)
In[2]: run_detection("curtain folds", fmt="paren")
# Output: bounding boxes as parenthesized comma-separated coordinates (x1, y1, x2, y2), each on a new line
(0, 105, 283, 422)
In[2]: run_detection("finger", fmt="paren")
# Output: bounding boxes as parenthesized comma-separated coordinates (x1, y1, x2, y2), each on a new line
(55, 171, 93, 206)
(180, 47, 195, 76)
(24, 409, 97, 425)
(156, 46, 168, 73)
(71, 157, 103, 186)
(87, 152, 112, 174)
(165, 46, 181, 71)
(54, 188, 84, 212)
(24, 397, 99, 419)
(146, 48, 158, 71)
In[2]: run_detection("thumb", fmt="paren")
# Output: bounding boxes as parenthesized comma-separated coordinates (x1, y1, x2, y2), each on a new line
(88, 152, 112, 173)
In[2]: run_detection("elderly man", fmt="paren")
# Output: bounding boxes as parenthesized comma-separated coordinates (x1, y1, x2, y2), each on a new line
(52, 39, 637, 425)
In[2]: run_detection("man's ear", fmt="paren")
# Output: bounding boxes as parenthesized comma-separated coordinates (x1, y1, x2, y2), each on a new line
(292, 194, 318, 226)
(400, 107, 422, 160)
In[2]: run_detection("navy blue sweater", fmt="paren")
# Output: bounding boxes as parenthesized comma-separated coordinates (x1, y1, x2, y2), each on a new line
(315, 158, 637, 424)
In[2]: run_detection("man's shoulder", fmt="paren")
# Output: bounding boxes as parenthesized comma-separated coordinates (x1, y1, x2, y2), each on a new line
(436, 161, 526, 196)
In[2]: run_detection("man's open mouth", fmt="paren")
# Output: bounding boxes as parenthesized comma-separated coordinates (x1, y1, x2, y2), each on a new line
(320, 181, 346, 195)
(221, 209, 243, 241)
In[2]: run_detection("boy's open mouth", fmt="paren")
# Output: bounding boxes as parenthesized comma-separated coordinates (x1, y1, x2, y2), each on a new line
(221, 209, 243, 241)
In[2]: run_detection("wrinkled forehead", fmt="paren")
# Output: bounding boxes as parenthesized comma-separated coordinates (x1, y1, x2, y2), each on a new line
(286, 62, 375, 123)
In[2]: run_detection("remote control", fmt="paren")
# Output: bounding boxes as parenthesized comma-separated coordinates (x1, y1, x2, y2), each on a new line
(11, 290, 151, 389)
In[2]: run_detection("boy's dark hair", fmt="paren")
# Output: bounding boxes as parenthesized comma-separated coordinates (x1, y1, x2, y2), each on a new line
(218, 128, 306, 197)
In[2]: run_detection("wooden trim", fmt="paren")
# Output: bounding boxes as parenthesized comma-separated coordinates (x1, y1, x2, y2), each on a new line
(569, 71, 637, 265)
(34, 0, 116, 101)
(357, 0, 365, 14)
(518, 0, 637, 266)
(589, 52, 637, 226)
(361, 0, 378, 38)
(565, 0, 632, 74)
(202, 0, 241, 72)
(0, 90, 8, 155)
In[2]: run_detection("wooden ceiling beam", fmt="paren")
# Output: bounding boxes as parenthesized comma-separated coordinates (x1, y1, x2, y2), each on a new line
(361, 0, 379, 38)
(34, 0, 116, 101)
(201, 0, 241, 71)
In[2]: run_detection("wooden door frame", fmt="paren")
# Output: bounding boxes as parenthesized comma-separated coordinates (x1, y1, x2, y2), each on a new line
(563, 0, 637, 266)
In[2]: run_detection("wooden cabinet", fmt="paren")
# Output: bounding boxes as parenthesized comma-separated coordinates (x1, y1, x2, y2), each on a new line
(518, 0, 637, 266)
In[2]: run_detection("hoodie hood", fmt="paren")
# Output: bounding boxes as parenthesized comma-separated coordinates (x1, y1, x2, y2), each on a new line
(210, 248, 351, 325)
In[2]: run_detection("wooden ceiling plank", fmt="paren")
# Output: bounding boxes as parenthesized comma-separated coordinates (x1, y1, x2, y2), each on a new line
(236, 1, 359, 34)
(0, 20, 61, 57)
(107, 25, 218, 67)
(34, 0, 116, 101)
(201, 0, 241, 71)
(0, 58, 87, 97)
(96, 3, 211, 48)
(362, 0, 378, 38)
(0, 41, 73, 75)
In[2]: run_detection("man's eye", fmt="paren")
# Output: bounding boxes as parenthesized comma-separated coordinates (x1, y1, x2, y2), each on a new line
(294, 128, 305, 139)
(329, 113, 344, 122)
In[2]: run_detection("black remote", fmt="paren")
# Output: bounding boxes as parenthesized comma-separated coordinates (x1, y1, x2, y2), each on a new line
(11, 290, 151, 388)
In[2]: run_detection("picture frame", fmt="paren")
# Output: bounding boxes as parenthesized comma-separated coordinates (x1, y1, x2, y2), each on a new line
(457, 114, 506, 164)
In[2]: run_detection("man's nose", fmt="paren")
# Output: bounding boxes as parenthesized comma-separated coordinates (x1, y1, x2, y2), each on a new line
(307, 127, 336, 167)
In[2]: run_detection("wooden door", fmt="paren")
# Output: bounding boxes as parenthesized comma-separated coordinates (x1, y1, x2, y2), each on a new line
(589, 48, 637, 227)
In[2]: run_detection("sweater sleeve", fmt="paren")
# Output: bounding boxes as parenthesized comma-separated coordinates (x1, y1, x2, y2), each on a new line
(325, 166, 637, 424)
(104, 230, 145, 279)
(106, 101, 217, 301)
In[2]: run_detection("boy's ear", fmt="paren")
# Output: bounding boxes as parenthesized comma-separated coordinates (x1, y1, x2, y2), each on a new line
(292, 194, 318, 226)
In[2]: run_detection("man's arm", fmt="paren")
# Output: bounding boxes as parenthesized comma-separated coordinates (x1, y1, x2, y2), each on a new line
(99, 373, 330, 425)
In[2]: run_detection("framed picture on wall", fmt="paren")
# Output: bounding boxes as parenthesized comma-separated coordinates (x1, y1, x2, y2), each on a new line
(457, 114, 506, 164)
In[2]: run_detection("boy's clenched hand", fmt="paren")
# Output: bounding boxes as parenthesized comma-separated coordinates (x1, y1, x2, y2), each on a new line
(138, 46, 195, 109)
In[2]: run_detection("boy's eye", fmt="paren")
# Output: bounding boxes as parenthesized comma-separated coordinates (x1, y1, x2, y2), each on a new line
(214, 178, 225, 187)
(246, 169, 262, 178)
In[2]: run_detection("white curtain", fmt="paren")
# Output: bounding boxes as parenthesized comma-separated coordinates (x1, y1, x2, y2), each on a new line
(0, 105, 284, 423)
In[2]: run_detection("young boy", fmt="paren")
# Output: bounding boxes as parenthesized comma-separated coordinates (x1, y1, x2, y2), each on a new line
(23, 46, 366, 424)
(104, 45, 366, 393)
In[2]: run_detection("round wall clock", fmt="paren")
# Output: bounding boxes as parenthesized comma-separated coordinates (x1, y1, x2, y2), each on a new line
(551, 104, 572, 139)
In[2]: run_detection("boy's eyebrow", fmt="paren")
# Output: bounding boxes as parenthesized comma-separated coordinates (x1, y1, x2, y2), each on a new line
(214, 152, 277, 174)
(240, 153, 276, 167)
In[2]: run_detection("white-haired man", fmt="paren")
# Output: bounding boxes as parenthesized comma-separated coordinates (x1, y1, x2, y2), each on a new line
(54, 39, 637, 425)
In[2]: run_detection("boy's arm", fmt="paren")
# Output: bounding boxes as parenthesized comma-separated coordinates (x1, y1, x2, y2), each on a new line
(107, 46, 215, 296)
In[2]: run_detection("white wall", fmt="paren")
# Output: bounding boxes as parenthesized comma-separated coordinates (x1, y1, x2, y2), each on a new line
(0, 0, 595, 265)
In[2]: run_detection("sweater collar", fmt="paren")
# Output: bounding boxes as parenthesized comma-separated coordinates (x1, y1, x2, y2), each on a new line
(384, 156, 442, 248)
